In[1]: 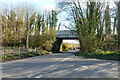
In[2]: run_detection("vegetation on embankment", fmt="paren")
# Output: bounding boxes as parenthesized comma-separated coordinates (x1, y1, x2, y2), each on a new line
(2, 7, 57, 52)
(75, 49, 120, 60)
(1, 6, 58, 62)
(1, 50, 52, 62)
(72, 1, 120, 55)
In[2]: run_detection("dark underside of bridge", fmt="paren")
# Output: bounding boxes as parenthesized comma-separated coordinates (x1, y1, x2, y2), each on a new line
(52, 37, 78, 53)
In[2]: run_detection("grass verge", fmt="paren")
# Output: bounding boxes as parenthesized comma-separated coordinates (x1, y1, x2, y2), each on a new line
(1, 50, 52, 62)
(75, 51, 120, 60)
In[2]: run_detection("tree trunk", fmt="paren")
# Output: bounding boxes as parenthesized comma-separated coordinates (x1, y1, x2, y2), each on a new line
(118, 1, 120, 51)
(26, 13, 29, 53)
(113, 17, 116, 34)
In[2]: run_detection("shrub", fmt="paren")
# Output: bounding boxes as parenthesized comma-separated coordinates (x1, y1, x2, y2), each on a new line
(20, 53, 29, 58)
(13, 54, 20, 56)
(62, 44, 66, 50)
(5, 54, 14, 60)
(63, 48, 70, 51)
(13, 54, 21, 58)
(90, 49, 105, 55)
(75, 50, 120, 60)
(1, 57, 6, 61)
(1, 50, 53, 61)
(38, 50, 48, 54)
(28, 52, 39, 56)
(48, 51, 52, 54)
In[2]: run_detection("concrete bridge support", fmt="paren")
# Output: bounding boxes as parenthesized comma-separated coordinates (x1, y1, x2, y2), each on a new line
(52, 39, 63, 53)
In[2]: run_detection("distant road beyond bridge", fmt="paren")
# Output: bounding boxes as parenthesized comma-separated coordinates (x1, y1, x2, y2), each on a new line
(52, 30, 78, 52)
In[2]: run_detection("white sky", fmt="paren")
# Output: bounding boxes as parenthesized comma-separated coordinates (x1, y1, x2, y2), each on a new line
(0, 0, 117, 10)
(0, 0, 56, 10)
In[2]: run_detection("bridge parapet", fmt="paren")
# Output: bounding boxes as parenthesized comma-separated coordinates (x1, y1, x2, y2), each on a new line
(56, 30, 78, 39)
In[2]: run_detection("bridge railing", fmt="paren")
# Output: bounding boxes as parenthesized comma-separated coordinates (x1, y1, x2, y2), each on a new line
(57, 34, 78, 38)
(56, 30, 78, 39)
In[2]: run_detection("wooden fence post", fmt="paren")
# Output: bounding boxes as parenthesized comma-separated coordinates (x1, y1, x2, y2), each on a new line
(4, 47, 6, 58)
(35, 47, 36, 53)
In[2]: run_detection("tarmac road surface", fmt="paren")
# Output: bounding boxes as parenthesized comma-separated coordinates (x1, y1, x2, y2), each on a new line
(2, 50, 119, 78)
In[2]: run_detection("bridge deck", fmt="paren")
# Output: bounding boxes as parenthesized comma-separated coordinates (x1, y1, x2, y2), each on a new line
(57, 30, 78, 39)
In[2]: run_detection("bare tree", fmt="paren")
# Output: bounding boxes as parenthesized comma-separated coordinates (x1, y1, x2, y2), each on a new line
(26, 12, 29, 53)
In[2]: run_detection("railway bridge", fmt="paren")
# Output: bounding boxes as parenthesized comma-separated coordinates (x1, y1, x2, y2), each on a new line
(52, 30, 78, 52)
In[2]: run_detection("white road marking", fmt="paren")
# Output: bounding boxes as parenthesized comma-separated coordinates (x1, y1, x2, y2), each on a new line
(26, 76, 32, 78)
(33, 55, 74, 78)
(49, 55, 74, 68)
(26, 74, 34, 78)
(35, 75, 43, 78)
(25, 51, 76, 78)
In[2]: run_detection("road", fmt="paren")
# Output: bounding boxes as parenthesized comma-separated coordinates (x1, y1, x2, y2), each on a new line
(2, 50, 119, 78)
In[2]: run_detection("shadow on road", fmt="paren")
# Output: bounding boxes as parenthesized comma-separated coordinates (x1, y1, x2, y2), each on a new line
(2, 50, 119, 78)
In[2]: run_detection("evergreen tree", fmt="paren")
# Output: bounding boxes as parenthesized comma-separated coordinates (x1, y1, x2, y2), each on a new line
(35, 14, 41, 35)
(51, 10, 58, 29)
(105, 3, 111, 35)
(42, 14, 45, 34)
(45, 16, 49, 34)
